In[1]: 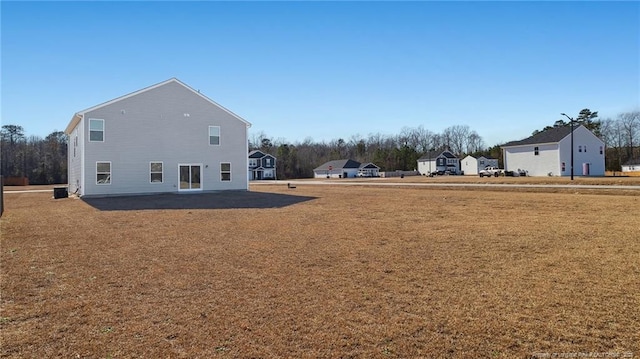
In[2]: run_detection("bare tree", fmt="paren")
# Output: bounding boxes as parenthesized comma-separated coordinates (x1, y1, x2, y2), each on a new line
(1, 125, 26, 177)
(466, 131, 485, 154)
(619, 110, 640, 158)
(443, 125, 470, 156)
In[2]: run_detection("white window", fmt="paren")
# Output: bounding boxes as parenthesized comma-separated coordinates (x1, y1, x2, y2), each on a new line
(96, 162, 111, 184)
(221, 162, 231, 181)
(150, 162, 163, 183)
(266, 158, 272, 166)
(209, 126, 220, 145)
(249, 159, 257, 167)
(89, 119, 104, 142)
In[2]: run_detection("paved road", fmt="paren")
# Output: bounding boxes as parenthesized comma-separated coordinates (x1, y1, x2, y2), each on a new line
(253, 180, 640, 191)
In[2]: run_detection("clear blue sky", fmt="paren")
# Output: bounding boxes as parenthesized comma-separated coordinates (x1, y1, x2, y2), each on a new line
(2, 1, 639, 147)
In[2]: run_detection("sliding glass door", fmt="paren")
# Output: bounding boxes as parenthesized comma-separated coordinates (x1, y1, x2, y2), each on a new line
(178, 164, 202, 191)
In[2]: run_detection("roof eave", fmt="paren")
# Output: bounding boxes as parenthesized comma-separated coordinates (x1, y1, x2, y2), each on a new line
(65, 113, 83, 135)
(501, 140, 559, 148)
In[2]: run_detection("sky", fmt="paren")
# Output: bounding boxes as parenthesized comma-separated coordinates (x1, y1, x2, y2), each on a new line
(1, 1, 639, 147)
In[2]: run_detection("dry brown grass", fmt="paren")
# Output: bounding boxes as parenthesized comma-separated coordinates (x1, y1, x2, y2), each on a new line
(1, 184, 639, 358)
(371, 174, 640, 186)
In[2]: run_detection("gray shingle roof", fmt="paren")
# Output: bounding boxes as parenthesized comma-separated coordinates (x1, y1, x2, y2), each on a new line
(418, 150, 457, 160)
(441, 150, 457, 159)
(314, 159, 361, 171)
(502, 125, 576, 147)
(359, 162, 379, 169)
(248, 150, 265, 158)
(249, 150, 276, 159)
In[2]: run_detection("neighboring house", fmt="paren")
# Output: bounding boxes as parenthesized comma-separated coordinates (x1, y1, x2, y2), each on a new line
(358, 162, 381, 177)
(622, 157, 640, 172)
(501, 124, 605, 177)
(248, 150, 277, 180)
(64, 78, 251, 197)
(313, 159, 379, 178)
(417, 150, 460, 175)
(461, 155, 499, 175)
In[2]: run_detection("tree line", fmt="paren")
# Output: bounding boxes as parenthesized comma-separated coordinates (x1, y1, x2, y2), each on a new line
(254, 108, 640, 179)
(1, 125, 67, 185)
(250, 124, 494, 179)
(1, 108, 637, 183)
(599, 110, 640, 171)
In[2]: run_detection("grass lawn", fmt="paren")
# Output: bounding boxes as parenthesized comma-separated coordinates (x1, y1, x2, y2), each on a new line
(1, 183, 638, 358)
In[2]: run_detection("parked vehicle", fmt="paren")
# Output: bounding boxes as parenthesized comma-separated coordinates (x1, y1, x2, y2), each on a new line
(428, 169, 459, 177)
(505, 169, 528, 177)
(479, 166, 504, 177)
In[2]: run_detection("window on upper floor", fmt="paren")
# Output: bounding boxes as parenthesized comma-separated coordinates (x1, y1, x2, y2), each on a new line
(209, 126, 220, 146)
(221, 162, 231, 181)
(249, 159, 257, 167)
(89, 119, 104, 142)
(578, 145, 582, 153)
(600, 146, 603, 155)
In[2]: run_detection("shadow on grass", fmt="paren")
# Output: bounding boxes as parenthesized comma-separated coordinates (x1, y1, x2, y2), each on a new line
(83, 191, 317, 211)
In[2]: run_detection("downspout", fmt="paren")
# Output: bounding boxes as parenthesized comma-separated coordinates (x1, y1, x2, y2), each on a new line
(246, 123, 251, 190)
(79, 114, 85, 196)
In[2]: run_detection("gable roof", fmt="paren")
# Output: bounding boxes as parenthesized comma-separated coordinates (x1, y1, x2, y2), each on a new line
(418, 151, 439, 161)
(440, 150, 457, 159)
(418, 150, 458, 161)
(248, 150, 266, 158)
(359, 162, 379, 169)
(462, 155, 496, 161)
(502, 125, 576, 148)
(314, 159, 361, 171)
(65, 78, 251, 134)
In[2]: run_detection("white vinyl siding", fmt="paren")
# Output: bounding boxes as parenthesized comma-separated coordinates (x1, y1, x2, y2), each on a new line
(76, 80, 249, 196)
(209, 126, 220, 145)
(89, 119, 104, 142)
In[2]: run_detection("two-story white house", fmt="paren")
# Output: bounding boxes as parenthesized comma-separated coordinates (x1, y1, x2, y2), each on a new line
(501, 124, 605, 177)
(65, 78, 251, 197)
(417, 150, 460, 175)
(248, 150, 277, 180)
